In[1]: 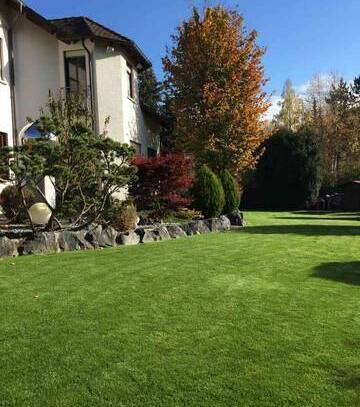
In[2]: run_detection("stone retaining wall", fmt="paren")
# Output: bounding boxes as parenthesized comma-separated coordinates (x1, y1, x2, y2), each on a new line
(0, 211, 245, 258)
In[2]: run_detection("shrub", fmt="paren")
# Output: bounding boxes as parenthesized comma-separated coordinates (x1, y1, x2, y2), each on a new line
(0, 185, 34, 222)
(219, 169, 240, 213)
(0, 94, 136, 230)
(110, 201, 139, 232)
(192, 165, 225, 218)
(254, 128, 323, 210)
(130, 154, 194, 213)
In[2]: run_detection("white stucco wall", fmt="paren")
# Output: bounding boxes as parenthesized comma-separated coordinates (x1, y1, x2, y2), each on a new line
(0, 13, 13, 147)
(12, 17, 60, 132)
(94, 43, 125, 142)
(94, 43, 159, 152)
(122, 65, 159, 153)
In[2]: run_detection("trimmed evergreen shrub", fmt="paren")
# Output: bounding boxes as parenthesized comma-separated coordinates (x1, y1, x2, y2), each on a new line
(254, 128, 323, 209)
(192, 165, 225, 218)
(220, 169, 240, 213)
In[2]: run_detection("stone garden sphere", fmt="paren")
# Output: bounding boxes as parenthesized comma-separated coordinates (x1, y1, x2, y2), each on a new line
(29, 203, 52, 225)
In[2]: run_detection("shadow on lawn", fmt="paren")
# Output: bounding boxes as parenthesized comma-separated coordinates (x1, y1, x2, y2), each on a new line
(293, 211, 360, 216)
(239, 224, 360, 236)
(312, 262, 360, 286)
(274, 216, 360, 222)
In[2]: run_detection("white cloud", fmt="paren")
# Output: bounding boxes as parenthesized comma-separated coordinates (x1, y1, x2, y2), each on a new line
(264, 95, 281, 121)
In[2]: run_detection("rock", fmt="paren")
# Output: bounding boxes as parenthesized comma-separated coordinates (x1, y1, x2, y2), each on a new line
(100, 226, 118, 247)
(117, 231, 140, 245)
(85, 225, 104, 247)
(153, 226, 171, 241)
(135, 228, 157, 243)
(58, 230, 93, 251)
(219, 215, 231, 230)
(181, 220, 210, 235)
(0, 227, 33, 240)
(206, 216, 231, 232)
(22, 232, 60, 255)
(166, 224, 187, 239)
(0, 237, 19, 257)
(227, 210, 246, 227)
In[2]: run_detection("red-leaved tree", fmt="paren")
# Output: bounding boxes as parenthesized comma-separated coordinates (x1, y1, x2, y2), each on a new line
(130, 154, 194, 212)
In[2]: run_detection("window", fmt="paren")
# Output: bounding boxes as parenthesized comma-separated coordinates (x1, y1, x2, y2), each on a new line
(0, 132, 7, 148)
(130, 140, 141, 155)
(0, 132, 8, 179)
(0, 37, 4, 81)
(147, 148, 157, 158)
(127, 63, 134, 99)
(65, 54, 87, 94)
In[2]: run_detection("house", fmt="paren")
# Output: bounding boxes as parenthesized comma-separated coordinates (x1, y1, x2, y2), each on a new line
(0, 0, 160, 194)
(342, 180, 360, 211)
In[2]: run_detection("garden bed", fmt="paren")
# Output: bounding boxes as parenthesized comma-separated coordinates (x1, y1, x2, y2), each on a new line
(0, 211, 245, 258)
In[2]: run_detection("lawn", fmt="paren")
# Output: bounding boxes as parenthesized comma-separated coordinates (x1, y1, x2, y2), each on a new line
(0, 212, 359, 406)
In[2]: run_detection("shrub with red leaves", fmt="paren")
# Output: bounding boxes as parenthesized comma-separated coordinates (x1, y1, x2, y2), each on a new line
(130, 154, 194, 212)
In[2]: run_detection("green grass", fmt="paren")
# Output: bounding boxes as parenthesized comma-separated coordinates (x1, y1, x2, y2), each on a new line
(0, 211, 359, 406)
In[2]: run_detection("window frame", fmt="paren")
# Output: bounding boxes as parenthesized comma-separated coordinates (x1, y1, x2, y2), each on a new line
(0, 132, 9, 180)
(0, 37, 4, 81)
(64, 52, 87, 95)
(126, 63, 135, 100)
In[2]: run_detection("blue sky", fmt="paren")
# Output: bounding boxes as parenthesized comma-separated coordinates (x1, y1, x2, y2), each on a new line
(27, 0, 360, 103)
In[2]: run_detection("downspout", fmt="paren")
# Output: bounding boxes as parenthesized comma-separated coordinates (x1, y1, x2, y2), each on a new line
(8, 0, 24, 146)
(82, 38, 96, 131)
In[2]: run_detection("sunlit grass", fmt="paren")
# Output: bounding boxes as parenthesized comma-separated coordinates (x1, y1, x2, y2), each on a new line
(0, 211, 359, 406)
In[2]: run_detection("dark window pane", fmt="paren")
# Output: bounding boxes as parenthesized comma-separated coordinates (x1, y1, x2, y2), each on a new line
(65, 56, 87, 94)
(147, 148, 157, 158)
(0, 132, 8, 179)
(0, 132, 7, 148)
(127, 64, 134, 99)
(0, 38, 3, 80)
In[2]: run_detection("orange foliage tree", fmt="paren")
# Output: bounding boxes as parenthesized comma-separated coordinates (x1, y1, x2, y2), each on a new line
(163, 6, 270, 179)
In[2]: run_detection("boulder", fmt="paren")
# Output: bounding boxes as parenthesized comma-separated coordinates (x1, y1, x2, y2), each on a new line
(226, 210, 245, 227)
(100, 226, 118, 247)
(135, 228, 157, 243)
(58, 230, 93, 251)
(206, 216, 231, 232)
(219, 215, 231, 230)
(85, 225, 104, 247)
(181, 220, 210, 236)
(22, 232, 60, 255)
(117, 231, 141, 245)
(0, 237, 19, 257)
(166, 224, 187, 239)
(153, 226, 171, 241)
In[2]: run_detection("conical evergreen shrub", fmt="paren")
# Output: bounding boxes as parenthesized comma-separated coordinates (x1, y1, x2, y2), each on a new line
(219, 169, 240, 213)
(192, 165, 225, 218)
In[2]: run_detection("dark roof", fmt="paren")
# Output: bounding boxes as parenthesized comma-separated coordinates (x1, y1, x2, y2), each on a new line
(50, 17, 151, 70)
(6, 1, 151, 70)
(6, 0, 57, 36)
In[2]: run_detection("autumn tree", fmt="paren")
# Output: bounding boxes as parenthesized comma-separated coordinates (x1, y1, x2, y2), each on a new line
(274, 79, 304, 131)
(324, 78, 360, 184)
(163, 6, 269, 180)
(303, 74, 360, 186)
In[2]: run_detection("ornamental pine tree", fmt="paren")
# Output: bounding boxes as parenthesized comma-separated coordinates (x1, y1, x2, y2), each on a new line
(219, 169, 240, 213)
